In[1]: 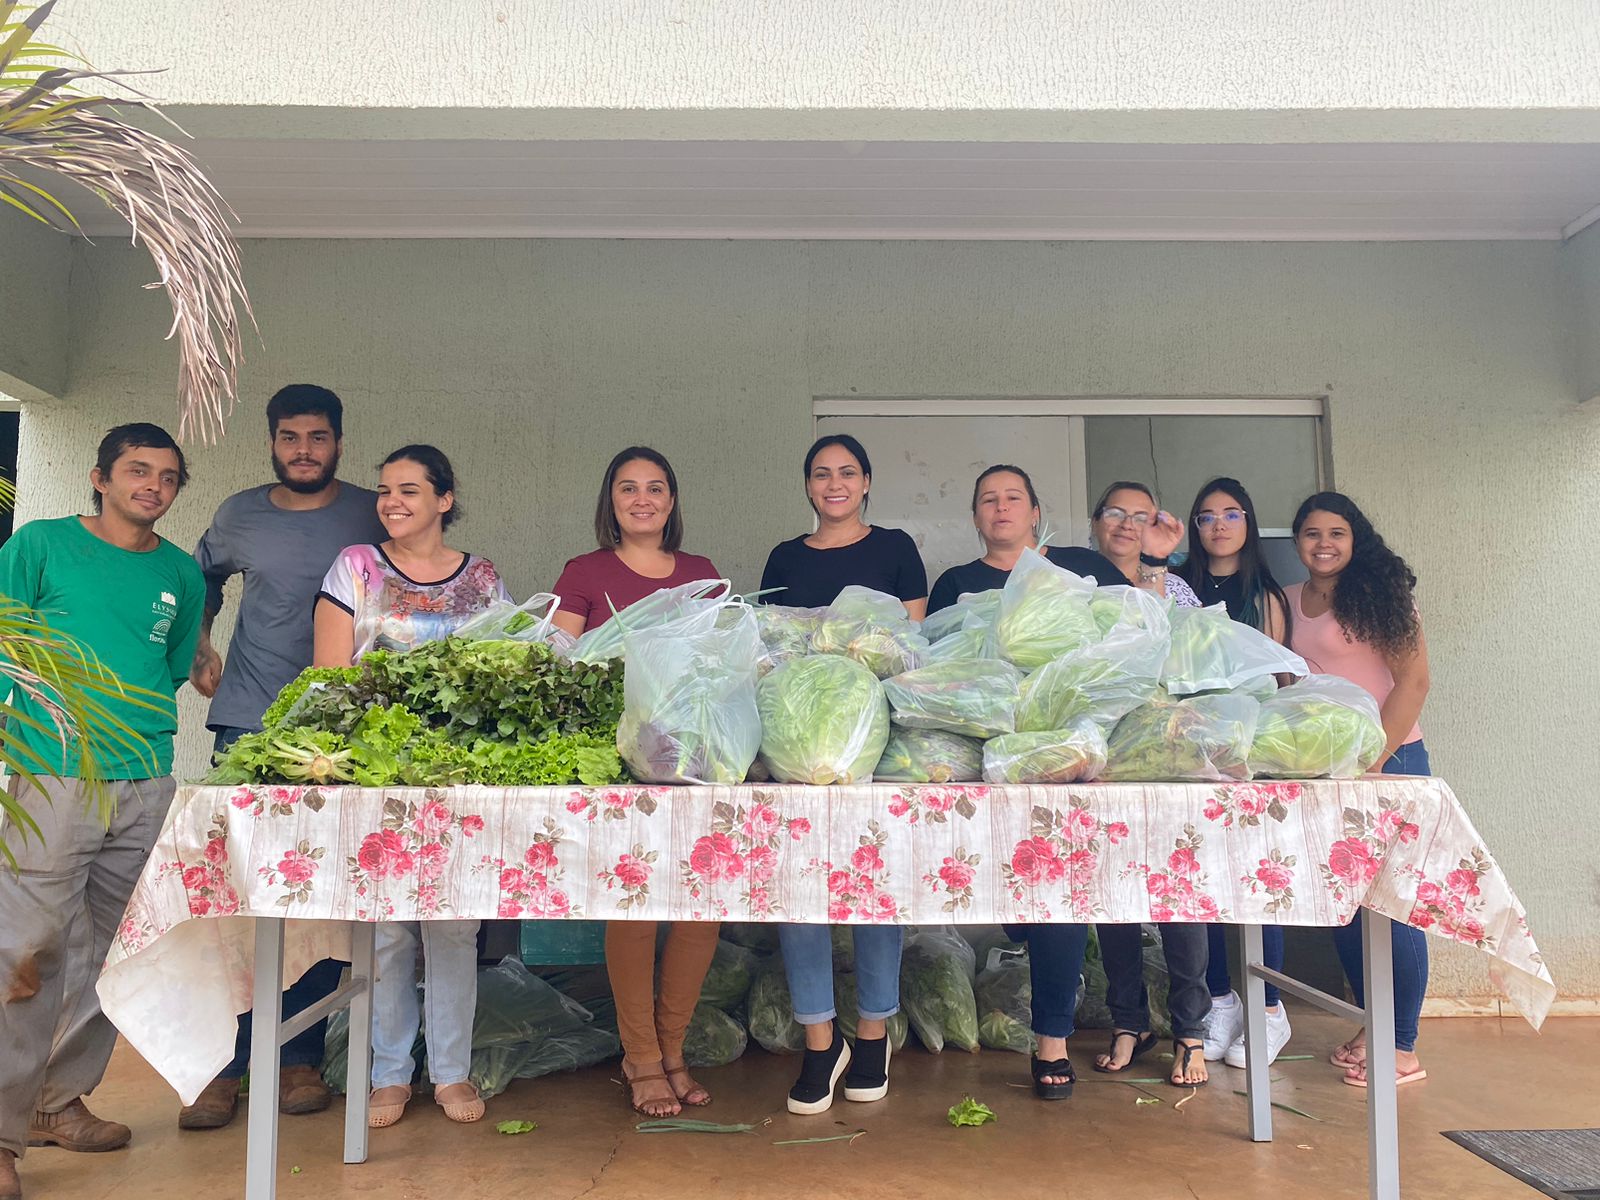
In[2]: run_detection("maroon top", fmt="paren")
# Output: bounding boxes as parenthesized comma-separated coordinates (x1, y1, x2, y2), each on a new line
(553, 548, 722, 633)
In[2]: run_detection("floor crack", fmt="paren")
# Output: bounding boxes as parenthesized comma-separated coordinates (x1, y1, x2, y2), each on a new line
(570, 1129, 624, 1200)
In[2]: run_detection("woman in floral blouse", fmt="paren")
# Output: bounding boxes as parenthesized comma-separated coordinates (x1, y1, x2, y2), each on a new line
(315, 444, 508, 1129)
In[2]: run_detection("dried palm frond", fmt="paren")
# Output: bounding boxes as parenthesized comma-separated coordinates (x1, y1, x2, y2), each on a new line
(0, 0, 253, 444)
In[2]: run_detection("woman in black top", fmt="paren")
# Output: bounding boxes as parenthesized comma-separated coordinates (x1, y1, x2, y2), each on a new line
(929, 464, 1120, 613)
(1175, 477, 1295, 1070)
(759, 435, 928, 617)
(761, 434, 926, 1119)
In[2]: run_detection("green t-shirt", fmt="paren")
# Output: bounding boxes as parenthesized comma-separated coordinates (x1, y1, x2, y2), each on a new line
(0, 515, 205, 779)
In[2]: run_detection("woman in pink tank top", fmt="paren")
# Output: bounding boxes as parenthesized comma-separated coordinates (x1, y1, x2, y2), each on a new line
(1288, 492, 1432, 1089)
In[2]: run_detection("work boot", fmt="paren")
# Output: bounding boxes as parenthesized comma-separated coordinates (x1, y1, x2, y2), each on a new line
(26, 1098, 130, 1152)
(279, 1065, 332, 1116)
(177, 1077, 242, 1130)
(0, 1147, 20, 1200)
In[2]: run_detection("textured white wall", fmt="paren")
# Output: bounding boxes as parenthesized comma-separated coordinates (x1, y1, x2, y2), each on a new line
(14, 237, 1599, 1004)
(0, 210, 69, 401)
(47, 1, 1600, 141)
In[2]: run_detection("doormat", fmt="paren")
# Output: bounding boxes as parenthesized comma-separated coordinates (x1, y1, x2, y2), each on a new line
(1442, 1129, 1600, 1200)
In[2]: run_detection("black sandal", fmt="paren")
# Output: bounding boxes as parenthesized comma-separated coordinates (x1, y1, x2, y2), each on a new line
(1092, 1029, 1160, 1074)
(1170, 1040, 1209, 1088)
(1031, 1055, 1076, 1100)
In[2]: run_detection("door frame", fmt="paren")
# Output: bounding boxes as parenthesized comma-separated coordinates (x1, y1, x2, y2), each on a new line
(813, 395, 1330, 546)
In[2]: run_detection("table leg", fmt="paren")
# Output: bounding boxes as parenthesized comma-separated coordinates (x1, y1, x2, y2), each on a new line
(1362, 911, 1400, 1200)
(1239, 923, 1272, 1142)
(245, 918, 285, 1200)
(344, 922, 375, 1165)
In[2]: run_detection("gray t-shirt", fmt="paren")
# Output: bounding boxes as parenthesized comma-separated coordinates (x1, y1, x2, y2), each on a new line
(195, 482, 385, 731)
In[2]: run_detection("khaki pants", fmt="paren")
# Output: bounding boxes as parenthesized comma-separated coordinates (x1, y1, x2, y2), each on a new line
(0, 775, 175, 1157)
(604, 921, 721, 1066)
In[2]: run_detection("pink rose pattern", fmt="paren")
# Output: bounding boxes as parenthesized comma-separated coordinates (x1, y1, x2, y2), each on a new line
(680, 794, 810, 919)
(1203, 781, 1302, 827)
(803, 819, 904, 923)
(922, 849, 982, 912)
(347, 789, 484, 920)
(1123, 824, 1230, 923)
(1239, 848, 1298, 915)
(1404, 848, 1497, 950)
(481, 816, 579, 918)
(162, 812, 243, 918)
(887, 785, 988, 825)
(1318, 800, 1420, 906)
(229, 784, 327, 819)
(257, 840, 326, 907)
(1001, 797, 1130, 920)
(564, 786, 665, 822)
(598, 845, 658, 910)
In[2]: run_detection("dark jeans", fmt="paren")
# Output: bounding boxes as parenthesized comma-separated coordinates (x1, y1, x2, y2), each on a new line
(1329, 740, 1432, 1052)
(212, 725, 346, 1077)
(1012, 923, 1090, 1040)
(1097, 922, 1211, 1041)
(1207, 924, 1284, 1007)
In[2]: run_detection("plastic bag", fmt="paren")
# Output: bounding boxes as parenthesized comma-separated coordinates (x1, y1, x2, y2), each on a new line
(698, 939, 760, 1012)
(810, 586, 930, 678)
(569, 578, 730, 664)
(899, 928, 980, 1053)
(454, 592, 562, 644)
(1016, 587, 1169, 733)
(921, 589, 1002, 645)
(754, 605, 823, 676)
(472, 957, 595, 1047)
(882, 658, 1022, 739)
(747, 955, 806, 1054)
(988, 549, 1100, 670)
(963, 926, 1025, 970)
(924, 625, 990, 665)
(469, 1025, 621, 1099)
(1101, 692, 1261, 782)
(617, 599, 761, 784)
(873, 726, 985, 783)
(834, 971, 910, 1051)
(1161, 603, 1308, 696)
(1248, 674, 1387, 779)
(756, 655, 889, 784)
(975, 957, 1036, 1055)
(682, 1002, 748, 1068)
(982, 720, 1109, 784)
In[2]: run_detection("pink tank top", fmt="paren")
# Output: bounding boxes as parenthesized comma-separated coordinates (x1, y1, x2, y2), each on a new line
(1285, 582, 1422, 746)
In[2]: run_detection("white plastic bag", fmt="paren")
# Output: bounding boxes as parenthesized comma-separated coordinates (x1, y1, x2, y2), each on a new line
(1248, 674, 1387, 779)
(753, 604, 824, 676)
(756, 654, 889, 784)
(1161, 603, 1308, 695)
(982, 719, 1109, 784)
(569, 578, 729, 664)
(987, 548, 1100, 670)
(1016, 586, 1170, 733)
(453, 592, 562, 643)
(810, 585, 929, 678)
(921, 588, 1002, 645)
(1102, 692, 1261, 782)
(882, 658, 1022, 739)
(616, 599, 762, 784)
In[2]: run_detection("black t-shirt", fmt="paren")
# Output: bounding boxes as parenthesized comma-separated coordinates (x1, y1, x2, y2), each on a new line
(1195, 570, 1247, 621)
(759, 526, 928, 609)
(928, 545, 1126, 614)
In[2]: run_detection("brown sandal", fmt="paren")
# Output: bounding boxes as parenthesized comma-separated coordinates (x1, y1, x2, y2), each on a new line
(664, 1065, 712, 1108)
(621, 1071, 681, 1118)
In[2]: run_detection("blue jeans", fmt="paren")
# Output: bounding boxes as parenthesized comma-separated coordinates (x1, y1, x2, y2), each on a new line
(1014, 923, 1089, 1039)
(213, 725, 345, 1077)
(778, 924, 902, 1025)
(1207, 924, 1284, 1007)
(371, 919, 481, 1088)
(1329, 740, 1431, 1052)
(1096, 922, 1212, 1041)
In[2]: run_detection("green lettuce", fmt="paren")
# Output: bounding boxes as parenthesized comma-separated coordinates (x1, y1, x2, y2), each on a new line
(982, 721, 1108, 784)
(756, 655, 889, 784)
(1102, 693, 1261, 782)
(989, 549, 1099, 670)
(873, 727, 984, 783)
(881, 659, 1021, 739)
(1248, 675, 1386, 779)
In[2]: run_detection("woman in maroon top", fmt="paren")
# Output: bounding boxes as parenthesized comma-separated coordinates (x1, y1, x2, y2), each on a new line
(551, 447, 722, 1118)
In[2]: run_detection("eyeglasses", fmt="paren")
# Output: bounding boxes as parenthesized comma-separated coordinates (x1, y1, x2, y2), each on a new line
(1099, 507, 1151, 527)
(1194, 510, 1246, 529)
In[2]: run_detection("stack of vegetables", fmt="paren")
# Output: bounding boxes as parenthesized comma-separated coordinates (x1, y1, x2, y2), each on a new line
(206, 636, 627, 787)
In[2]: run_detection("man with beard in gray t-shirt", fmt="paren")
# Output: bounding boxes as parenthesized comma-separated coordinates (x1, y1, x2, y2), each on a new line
(180, 383, 385, 1131)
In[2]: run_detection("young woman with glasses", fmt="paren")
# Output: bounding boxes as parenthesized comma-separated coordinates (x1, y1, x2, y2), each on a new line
(1175, 479, 1296, 1069)
(1288, 492, 1431, 1088)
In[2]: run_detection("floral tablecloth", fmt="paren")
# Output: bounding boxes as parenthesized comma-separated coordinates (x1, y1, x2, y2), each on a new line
(99, 777, 1554, 1103)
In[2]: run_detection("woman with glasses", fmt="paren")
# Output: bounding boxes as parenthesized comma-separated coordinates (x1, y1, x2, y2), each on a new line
(759, 434, 927, 1116)
(1288, 492, 1431, 1088)
(928, 464, 1120, 613)
(1175, 479, 1296, 1069)
(1034, 482, 1211, 1090)
(1088, 481, 1199, 603)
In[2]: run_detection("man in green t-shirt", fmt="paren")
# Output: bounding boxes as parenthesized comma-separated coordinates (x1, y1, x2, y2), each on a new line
(0, 423, 204, 1199)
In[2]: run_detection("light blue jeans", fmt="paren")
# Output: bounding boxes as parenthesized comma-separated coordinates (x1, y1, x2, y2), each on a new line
(779, 924, 902, 1025)
(371, 920, 480, 1089)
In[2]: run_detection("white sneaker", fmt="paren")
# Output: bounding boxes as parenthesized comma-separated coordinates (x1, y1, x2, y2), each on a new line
(1225, 1003, 1292, 1069)
(1201, 991, 1244, 1061)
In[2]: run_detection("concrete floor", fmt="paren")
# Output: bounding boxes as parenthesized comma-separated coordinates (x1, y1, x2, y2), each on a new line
(16, 1011, 1595, 1200)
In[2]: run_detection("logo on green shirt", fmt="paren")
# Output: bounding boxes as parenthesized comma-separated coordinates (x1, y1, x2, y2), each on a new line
(149, 591, 178, 645)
